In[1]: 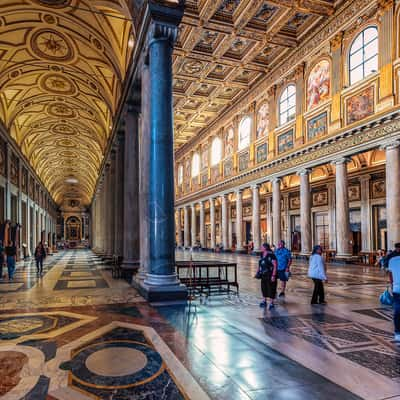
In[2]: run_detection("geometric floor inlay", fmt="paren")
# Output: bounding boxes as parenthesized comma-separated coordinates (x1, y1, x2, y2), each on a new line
(352, 307, 393, 322)
(262, 313, 400, 379)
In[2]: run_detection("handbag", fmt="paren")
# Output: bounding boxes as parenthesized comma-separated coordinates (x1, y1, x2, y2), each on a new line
(379, 286, 393, 306)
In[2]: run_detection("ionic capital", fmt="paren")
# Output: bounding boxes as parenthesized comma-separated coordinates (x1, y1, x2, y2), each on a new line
(380, 139, 400, 151)
(297, 168, 311, 177)
(331, 156, 351, 166)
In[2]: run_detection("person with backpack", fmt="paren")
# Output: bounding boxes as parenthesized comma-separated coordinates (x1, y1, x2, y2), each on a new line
(386, 243, 400, 341)
(257, 243, 278, 310)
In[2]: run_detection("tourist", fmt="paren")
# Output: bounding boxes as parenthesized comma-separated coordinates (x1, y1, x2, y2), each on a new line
(386, 243, 400, 341)
(34, 242, 46, 276)
(275, 240, 292, 298)
(5, 240, 17, 281)
(375, 249, 385, 269)
(258, 243, 278, 310)
(0, 240, 4, 279)
(308, 245, 327, 305)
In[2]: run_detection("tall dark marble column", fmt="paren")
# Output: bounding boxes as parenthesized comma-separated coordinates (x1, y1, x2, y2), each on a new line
(109, 150, 116, 256)
(114, 132, 124, 258)
(139, 8, 186, 301)
(122, 101, 140, 269)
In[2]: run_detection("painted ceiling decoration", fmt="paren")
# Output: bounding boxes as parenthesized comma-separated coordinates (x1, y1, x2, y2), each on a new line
(173, 0, 336, 150)
(0, 0, 134, 205)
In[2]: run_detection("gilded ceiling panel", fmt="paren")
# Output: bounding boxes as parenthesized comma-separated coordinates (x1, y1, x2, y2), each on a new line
(0, 0, 134, 205)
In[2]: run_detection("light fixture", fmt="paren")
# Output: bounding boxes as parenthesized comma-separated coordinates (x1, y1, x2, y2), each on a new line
(65, 178, 78, 184)
(128, 35, 134, 48)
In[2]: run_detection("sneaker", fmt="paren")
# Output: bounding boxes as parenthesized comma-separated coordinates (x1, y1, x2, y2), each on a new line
(268, 303, 275, 310)
(259, 300, 266, 308)
(394, 334, 400, 342)
(278, 292, 285, 298)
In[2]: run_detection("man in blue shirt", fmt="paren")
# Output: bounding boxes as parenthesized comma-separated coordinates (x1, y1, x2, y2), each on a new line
(388, 242, 400, 341)
(274, 240, 292, 298)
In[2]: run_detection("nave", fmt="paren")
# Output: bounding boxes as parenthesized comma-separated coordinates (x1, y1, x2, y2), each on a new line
(0, 249, 398, 400)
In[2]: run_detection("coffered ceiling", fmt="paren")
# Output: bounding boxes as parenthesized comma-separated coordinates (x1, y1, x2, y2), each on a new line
(0, 0, 134, 205)
(173, 0, 337, 149)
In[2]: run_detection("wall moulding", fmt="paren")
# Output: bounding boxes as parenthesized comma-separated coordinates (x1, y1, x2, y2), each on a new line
(175, 109, 400, 206)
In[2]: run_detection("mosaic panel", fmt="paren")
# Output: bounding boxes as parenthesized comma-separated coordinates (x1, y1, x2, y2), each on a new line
(346, 86, 374, 125)
(256, 142, 268, 163)
(277, 129, 294, 154)
(224, 157, 234, 177)
(238, 151, 249, 172)
(307, 111, 328, 140)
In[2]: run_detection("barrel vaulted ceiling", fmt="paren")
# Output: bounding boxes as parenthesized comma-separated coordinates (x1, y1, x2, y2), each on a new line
(0, 0, 134, 205)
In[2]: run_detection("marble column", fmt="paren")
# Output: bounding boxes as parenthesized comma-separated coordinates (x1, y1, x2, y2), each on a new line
(122, 101, 140, 268)
(210, 198, 216, 250)
(384, 141, 400, 250)
(104, 164, 112, 257)
(235, 189, 243, 251)
(109, 150, 116, 256)
(114, 132, 124, 257)
(266, 196, 272, 244)
(251, 184, 261, 251)
(221, 194, 229, 250)
(176, 208, 183, 247)
(299, 169, 311, 255)
(191, 204, 196, 247)
(183, 205, 190, 248)
(272, 178, 281, 246)
(327, 182, 336, 251)
(199, 201, 205, 248)
(333, 158, 352, 257)
(360, 174, 371, 252)
(228, 202, 232, 250)
(141, 9, 186, 301)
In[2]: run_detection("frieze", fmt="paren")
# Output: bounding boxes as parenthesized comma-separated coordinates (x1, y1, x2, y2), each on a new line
(176, 112, 400, 205)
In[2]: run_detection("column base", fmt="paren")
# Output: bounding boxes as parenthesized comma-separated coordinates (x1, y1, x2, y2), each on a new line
(133, 273, 188, 303)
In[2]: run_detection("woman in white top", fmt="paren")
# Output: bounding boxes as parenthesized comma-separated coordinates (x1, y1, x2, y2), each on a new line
(308, 245, 328, 305)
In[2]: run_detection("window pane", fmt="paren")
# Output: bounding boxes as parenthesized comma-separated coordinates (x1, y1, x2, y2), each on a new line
(364, 27, 378, 43)
(350, 65, 363, 84)
(288, 95, 296, 108)
(280, 113, 287, 125)
(350, 33, 363, 54)
(288, 107, 295, 119)
(350, 48, 363, 69)
(280, 101, 288, 113)
(287, 85, 296, 96)
(364, 39, 378, 58)
(364, 56, 378, 75)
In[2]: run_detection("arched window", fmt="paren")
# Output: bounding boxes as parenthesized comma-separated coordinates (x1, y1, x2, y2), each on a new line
(238, 116, 251, 151)
(279, 84, 296, 125)
(211, 137, 222, 166)
(191, 153, 200, 177)
(349, 26, 378, 85)
(177, 165, 183, 185)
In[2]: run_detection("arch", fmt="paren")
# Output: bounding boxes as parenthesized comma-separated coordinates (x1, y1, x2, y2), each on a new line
(279, 84, 296, 125)
(307, 59, 331, 110)
(348, 26, 378, 86)
(238, 116, 252, 151)
(191, 153, 200, 177)
(211, 137, 222, 166)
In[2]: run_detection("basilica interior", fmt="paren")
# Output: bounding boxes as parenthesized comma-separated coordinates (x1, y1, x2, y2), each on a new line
(0, 0, 399, 399)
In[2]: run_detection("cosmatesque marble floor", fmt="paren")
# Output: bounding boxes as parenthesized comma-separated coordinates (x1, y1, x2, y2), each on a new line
(0, 249, 398, 400)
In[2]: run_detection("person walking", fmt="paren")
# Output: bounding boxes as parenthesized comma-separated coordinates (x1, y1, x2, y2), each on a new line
(258, 243, 278, 310)
(34, 242, 46, 276)
(5, 240, 17, 281)
(308, 245, 327, 305)
(386, 243, 400, 341)
(275, 240, 292, 298)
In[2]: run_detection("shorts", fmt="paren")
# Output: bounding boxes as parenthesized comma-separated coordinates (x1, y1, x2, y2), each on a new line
(278, 269, 289, 282)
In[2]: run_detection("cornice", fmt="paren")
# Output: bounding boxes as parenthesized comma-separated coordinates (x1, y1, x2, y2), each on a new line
(175, 108, 400, 206)
(175, 0, 377, 160)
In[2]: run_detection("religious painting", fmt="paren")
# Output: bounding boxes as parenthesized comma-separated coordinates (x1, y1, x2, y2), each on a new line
(307, 112, 328, 141)
(35, 184, 40, 203)
(348, 184, 361, 201)
(346, 86, 374, 124)
(289, 195, 300, 210)
(201, 144, 209, 170)
(201, 172, 208, 187)
(243, 205, 252, 217)
(224, 126, 235, 157)
(192, 177, 199, 191)
(29, 177, 35, 199)
(21, 167, 28, 194)
(307, 59, 330, 110)
(256, 102, 269, 138)
(211, 165, 220, 183)
(277, 129, 294, 154)
(224, 157, 233, 177)
(256, 143, 268, 164)
(371, 179, 385, 198)
(238, 151, 249, 172)
(10, 153, 19, 186)
(312, 190, 328, 206)
(0, 137, 6, 177)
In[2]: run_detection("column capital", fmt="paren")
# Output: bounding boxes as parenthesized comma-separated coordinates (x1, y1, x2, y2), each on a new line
(251, 183, 260, 191)
(359, 174, 371, 183)
(331, 156, 351, 166)
(271, 177, 281, 184)
(297, 168, 311, 177)
(191, 203, 196, 209)
(235, 188, 243, 196)
(380, 139, 400, 151)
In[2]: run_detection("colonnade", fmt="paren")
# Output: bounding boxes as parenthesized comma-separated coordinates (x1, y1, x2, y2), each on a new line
(177, 142, 400, 256)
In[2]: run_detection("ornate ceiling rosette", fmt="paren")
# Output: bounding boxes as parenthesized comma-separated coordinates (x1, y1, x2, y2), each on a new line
(0, 0, 135, 205)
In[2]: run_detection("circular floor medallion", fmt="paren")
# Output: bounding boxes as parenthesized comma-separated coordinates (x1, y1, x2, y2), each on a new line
(85, 347, 147, 377)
